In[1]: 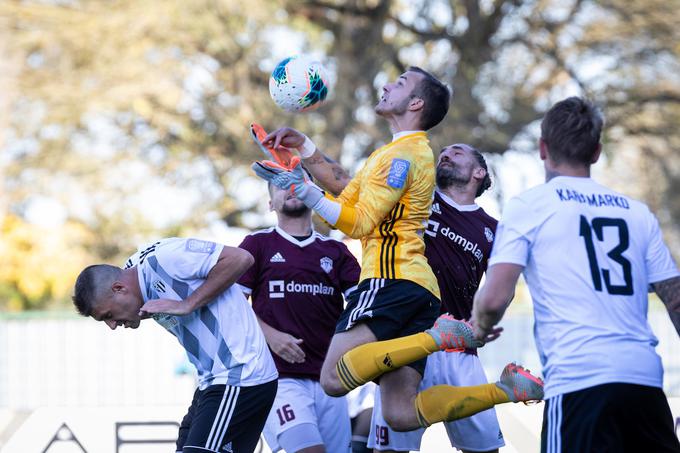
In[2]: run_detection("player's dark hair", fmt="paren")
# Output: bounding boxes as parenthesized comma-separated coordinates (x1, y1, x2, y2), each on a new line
(408, 66, 450, 131)
(471, 147, 492, 197)
(72, 264, 121, 316)
(541, 97, 603, 166)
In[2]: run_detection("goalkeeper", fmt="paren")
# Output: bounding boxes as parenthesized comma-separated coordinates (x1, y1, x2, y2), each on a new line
(253, 67, 542, 432)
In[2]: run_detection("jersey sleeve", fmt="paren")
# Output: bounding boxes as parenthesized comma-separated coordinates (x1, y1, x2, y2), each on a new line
(337, 242, 361, 297)
(488, 196, 535, 267)
(123, 252, 140, 269)
(336, 163, 363, 206)
(157, 238, 224, 280)
(644, 210, 680, 284)
(333, 149, 411, 238)
(237, 235, 259, 295)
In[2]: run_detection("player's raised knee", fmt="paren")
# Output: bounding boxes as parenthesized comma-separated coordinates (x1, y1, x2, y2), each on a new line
(320, 376, 347, 397)
(382, 409, 413, 432)
(320, 368, 347, 396)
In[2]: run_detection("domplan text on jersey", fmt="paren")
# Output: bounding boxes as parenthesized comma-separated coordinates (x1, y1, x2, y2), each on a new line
(268, 280, 336, 298)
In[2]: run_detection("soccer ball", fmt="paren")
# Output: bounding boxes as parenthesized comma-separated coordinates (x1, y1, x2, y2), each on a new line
(269, 55, 330, 113)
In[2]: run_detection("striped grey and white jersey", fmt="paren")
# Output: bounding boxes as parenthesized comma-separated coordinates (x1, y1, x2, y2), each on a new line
(125, 237, 278, 389)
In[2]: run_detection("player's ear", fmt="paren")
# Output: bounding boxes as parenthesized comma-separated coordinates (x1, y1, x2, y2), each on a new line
(539, 138, 548, 161)
(473, 166, 486, 182)
(409, 96, 424, 112)
(111, 281, 126, 294)
(591, 143, 602, 164)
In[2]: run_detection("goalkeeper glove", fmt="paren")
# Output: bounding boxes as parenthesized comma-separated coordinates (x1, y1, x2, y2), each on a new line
(251, 160, 323, 208)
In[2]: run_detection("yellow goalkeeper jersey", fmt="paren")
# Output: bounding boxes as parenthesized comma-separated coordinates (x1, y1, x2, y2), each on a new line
(328, 131, 439, 298)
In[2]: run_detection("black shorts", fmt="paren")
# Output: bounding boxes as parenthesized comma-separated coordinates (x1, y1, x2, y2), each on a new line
(335, 278, 440, 376)
(177, 380, 277, 453)
(541, 383, 680, 453)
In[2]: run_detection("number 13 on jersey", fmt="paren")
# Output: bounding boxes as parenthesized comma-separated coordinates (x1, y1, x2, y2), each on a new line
(579, 215, 633, 295)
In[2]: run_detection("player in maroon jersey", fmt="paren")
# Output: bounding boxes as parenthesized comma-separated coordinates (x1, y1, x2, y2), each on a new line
(369, 144, 506, 453)
(238, 181, 361, 453)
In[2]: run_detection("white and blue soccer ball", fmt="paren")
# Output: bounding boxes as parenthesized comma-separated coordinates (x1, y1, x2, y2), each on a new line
(269, 55, 330, 113)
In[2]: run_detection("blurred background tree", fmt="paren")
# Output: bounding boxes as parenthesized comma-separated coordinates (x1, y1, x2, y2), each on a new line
(0, 0, 678, 309)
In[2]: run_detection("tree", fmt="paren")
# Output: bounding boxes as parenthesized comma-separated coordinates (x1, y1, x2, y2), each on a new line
(288, 0, 680, 245)
(0, 214, 92, 309)
(1, 0, 678, 309)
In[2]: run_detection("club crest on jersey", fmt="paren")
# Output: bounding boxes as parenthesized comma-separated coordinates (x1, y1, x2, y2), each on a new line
(387, 158, 410, 188)
(153, 280, 166, 293)
(185, 239, 216, 254)
(484, 227, 494, 243)
(152, 313, 178, 329)
(320, 256, 333, 273)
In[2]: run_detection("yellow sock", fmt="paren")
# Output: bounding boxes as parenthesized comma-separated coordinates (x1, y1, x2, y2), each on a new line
(336, 332, 438, 391)
(414, 384, 510, 427)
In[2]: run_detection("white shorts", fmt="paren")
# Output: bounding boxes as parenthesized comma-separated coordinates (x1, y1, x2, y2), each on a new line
(368, 352, 505, 452)
(346, 382, 377, 419)
(262, 378, 351, 453)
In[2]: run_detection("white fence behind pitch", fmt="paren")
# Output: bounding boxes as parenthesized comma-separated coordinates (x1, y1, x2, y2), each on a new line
(0, 309, 678, 410)
(0, 314, 196, 410)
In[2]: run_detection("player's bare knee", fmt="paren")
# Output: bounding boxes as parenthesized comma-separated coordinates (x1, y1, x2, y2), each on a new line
(383, 411, 412, 432)
(320, 369, 346, 396)
(321, 380, 346, 397)
(385, 415, 413, 432)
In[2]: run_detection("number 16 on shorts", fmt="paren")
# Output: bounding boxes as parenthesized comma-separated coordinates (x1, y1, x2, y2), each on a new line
(276, 404, 296, 425)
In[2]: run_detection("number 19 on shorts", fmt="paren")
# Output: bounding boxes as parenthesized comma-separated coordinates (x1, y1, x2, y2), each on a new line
(374, 424, 389, 446)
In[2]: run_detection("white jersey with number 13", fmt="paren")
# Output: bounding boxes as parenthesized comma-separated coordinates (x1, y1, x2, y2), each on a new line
(490, 176, 680, 399)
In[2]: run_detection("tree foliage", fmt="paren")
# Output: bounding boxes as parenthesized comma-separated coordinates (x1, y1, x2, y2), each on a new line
(0, 214, 92, 310)
(1, 0, 678, 309)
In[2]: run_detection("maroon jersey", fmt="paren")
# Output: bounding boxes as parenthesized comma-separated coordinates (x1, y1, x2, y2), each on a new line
(425, 190, 498, 319)
(238, 227, 360, 380)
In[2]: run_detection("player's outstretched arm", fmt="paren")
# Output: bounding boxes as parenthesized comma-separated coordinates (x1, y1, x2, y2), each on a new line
(140, 246, 254, 316)
(652, 276, 680, 337)
(302, 150, 351, 196)
(253, 151, 404, 238)
(471, 263, 523, 342)
(263, 127, 350, 196)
